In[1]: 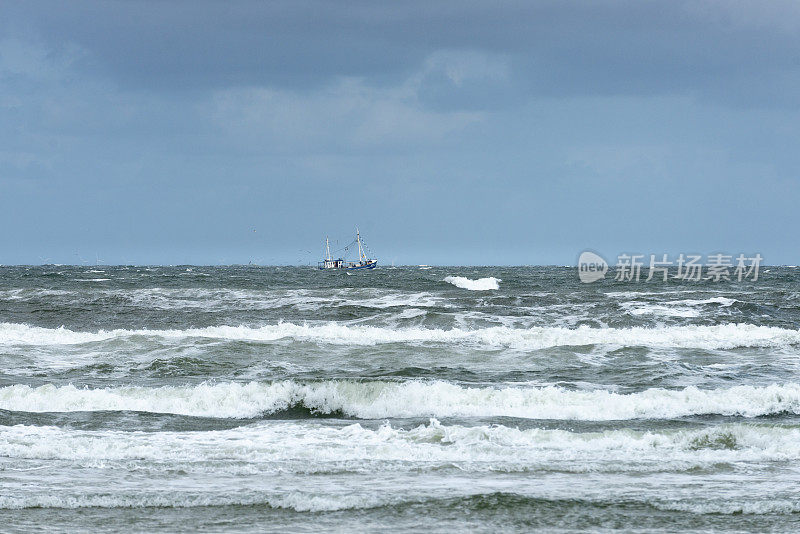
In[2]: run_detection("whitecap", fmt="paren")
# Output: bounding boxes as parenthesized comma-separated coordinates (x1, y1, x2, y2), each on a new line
(1, 322, 798, 351)
(444, 276, 500, 290)
(3, 380, 800, 420)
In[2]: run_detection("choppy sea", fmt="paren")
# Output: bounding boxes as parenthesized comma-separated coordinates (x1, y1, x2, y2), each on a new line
(2, 265, 800, 532)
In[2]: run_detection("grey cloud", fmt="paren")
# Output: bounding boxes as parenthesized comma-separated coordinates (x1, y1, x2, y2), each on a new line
(3, 1, 799, 109)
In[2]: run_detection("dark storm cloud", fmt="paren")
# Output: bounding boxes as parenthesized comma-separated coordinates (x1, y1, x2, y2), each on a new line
(4, 0, 800, 107)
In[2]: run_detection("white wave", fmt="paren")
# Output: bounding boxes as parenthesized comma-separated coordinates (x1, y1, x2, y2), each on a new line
(0, 289, 73, 301)
(1, 421, 799, 515)
(3, 486, 797, 514)
(392, 308, 427, 320)
(2, 322, 799, 351)
(0, 489, 381, 512)
(652, 499, 800, 515)
(604, 290, 699, 298)
(2, 420, 800, 468)
(673, 296, 737, 307)
(0, 287, 445, 311)
(2, 418, 799, 514)
(620, 296, 739, 318)
(444, 276, 500, 291)
(0, 419, 800, 482)
(3, 489, 798, 514)
(4, 380, 800, 420)
(621, 303, 699, 318)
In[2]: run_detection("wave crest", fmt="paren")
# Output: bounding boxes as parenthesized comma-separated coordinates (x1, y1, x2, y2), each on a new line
(2, 322, 798, 350)
(3, 420, 800, 466)
(444, 276, 500, 290)
(3, 380, 800, 420)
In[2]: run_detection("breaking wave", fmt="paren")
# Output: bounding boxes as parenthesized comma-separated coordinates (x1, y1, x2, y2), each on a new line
(444, 276, 500, 290)
(0, 491, 383, 513)
(2, 490, 796, 514)
(2, 322, 799, 350)
(0, 287, 445, 311)
(2, 421, 800, 512)
(2, 420, 799, 467)
(2, 491, 798, 514)
(3, 380, 800, 420)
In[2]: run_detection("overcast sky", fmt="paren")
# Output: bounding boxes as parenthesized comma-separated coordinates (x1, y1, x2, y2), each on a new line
(1, 1, 799, 265)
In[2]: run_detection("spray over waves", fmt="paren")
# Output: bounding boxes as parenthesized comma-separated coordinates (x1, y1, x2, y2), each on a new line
(444, 276, 501, 290)
(4, 380, 800, 420)
(3, 322, 799, 351)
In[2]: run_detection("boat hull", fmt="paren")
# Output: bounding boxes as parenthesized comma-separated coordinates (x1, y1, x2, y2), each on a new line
(345, 262, 377, 270)
(318, 260, 377, 271)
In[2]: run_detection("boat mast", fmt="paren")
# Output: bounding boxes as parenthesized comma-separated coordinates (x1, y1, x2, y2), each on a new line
(356, 228, 365, 262)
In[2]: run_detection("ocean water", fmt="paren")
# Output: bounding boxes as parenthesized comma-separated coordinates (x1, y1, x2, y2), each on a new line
(2, 265, 800, 532)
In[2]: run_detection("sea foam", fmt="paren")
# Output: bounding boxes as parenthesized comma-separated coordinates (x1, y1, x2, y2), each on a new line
(3, 380, 800, 420)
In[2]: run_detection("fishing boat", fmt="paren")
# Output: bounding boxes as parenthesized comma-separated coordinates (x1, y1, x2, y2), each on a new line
(318, 229, 377, 270)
